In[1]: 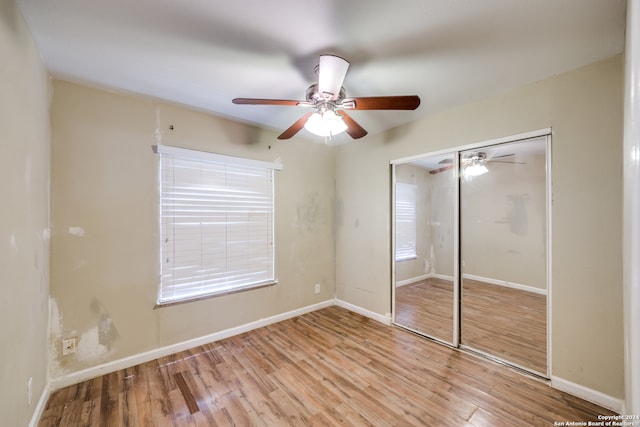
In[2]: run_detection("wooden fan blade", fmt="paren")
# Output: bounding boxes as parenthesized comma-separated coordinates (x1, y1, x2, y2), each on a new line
(233, 98, 307, 107)
(429, 165, 455, 175)
(340, 95, 420, 110)
(277, 112, 314, 140)
(337, 111, 368, 139)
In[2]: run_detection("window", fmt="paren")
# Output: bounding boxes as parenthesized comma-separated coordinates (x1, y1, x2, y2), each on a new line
(395, 182, 417, 261)
(155, 145, 282, 305)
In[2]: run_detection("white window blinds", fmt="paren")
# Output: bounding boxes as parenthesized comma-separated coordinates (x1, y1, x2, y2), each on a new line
(155, 145, 281, 305)
(395, 182, 417, 261)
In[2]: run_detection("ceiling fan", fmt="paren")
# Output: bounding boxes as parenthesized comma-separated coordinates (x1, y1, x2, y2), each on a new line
(429, 152, 525, 175)
(232, 54, 421, 140)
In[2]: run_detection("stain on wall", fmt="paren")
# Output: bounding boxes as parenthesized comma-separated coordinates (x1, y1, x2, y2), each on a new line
(67, 226, 85, 237)
(48, 298, 64, 378)
(49, 297, 120, 370)
(297, 192, 323, 231)
(74, 299, 120, 363)
(506, 193, 529, 236)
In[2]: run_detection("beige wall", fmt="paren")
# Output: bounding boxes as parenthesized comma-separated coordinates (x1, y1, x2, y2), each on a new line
(394, 163, 456, 283)
(335, 56, 623, 398)
(49, 80, 335, 376)
(462, 150, 547, 290)
(427, 167, 456, 277)
(0, 1, 51, 424)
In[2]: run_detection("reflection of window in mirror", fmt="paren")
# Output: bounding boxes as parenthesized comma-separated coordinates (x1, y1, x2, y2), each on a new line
(395, 182, 417, 261)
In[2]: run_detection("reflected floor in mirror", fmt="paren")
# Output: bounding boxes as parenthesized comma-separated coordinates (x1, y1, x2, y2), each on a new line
(395, 277, 454, 343)
(40, 306, 610, 427)
(462, 278, 547, 375)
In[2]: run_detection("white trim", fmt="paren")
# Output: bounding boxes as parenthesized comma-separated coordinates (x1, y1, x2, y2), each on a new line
(453, 153, 461, 347)
(545, 134, 553, 379)
(390, 128, 551, 165)
(28, 383, 51, 427)
(153, 144, 284, 171)
(433, 273, 455, 282)
(390, 165, 398, 322)
(395, 273, 455, 287)
(624, 0, 640, 415)
(334, 299, 392, 325)
(462, 273, 547, 295)
(391, 147, 461, 165)
(394, 255, 417, 262)
(395, 273, 434, 287)
(50, 299, 333, 390)
(453, 128, 552, 155)
(551, 376, 624, 413)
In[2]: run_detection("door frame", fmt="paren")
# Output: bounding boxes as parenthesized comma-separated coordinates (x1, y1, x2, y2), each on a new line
(390, 128, 552, 378)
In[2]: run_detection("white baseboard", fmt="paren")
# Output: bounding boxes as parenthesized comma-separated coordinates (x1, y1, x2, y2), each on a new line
(28, 382, 51, 427)
(38, 299, 626, 423)
(50, 299, 334, 391)
(463, 273, 547, 295)
(396, 273, 455, 287)
(395, 273, 433, 287)
(334, 299, 392, 325)
(551, 375, 624, 413)
(433, 273, 454, 282)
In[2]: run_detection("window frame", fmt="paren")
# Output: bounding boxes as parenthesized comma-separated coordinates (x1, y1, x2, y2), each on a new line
(394, 181, 418, 262)
(154, 144, 282, 306)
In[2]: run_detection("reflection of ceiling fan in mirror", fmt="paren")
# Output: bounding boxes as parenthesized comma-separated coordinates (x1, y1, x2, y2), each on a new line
(429, 152, 525, 175)
(232, 54, 421, 140)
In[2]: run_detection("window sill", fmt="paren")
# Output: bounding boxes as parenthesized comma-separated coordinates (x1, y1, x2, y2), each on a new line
(395, 256, 417, 262)
(154, 280, 278, 309)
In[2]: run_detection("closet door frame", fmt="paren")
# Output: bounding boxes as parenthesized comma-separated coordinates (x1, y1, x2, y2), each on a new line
(391, 148, 460, 347)
(390, 128, 552, 378)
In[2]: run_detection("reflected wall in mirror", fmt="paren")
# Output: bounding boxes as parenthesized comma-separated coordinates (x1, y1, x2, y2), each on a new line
(460, 137, 548, 375)
(393, 153, 456, 344)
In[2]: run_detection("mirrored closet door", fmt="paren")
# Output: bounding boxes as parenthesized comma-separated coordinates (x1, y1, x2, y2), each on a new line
(460, 137, 548, 376)
(392, 134, 549, 377)
(392, 152, 458, 345)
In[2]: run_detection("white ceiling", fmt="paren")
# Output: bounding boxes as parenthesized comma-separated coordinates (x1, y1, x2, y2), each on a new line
(17, 0, 626, 140)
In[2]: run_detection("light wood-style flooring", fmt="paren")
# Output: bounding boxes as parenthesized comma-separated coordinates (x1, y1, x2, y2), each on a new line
(395, 277, 455, 343)
(39, 306, 612, 426)
(461, 279, 547, 375)
(395, 278, 547, 375)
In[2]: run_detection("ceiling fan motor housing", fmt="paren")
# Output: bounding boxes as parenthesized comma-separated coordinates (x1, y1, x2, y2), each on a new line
(466, 152, 487, 163)
(306, 84, 346, 112)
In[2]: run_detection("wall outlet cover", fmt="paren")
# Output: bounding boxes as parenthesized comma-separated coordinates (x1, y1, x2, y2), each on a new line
(62, 338, 76, 356)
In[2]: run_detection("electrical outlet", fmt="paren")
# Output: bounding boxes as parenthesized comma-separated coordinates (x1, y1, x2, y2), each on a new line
(62, 338, 76, 356)
(27, 377, 32, 405)
(314, 283, 320, 294)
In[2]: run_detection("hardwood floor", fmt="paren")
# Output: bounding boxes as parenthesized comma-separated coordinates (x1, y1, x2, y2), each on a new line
(395, 278, 455, 343)
(39, 306, 613, 426)
(395, 277, 547, 375)
(461, 279, 547, 375)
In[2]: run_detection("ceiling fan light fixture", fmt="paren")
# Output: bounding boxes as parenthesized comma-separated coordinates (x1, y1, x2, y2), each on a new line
(464, 163, 489, 177)
(304, 110, 348, 137)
